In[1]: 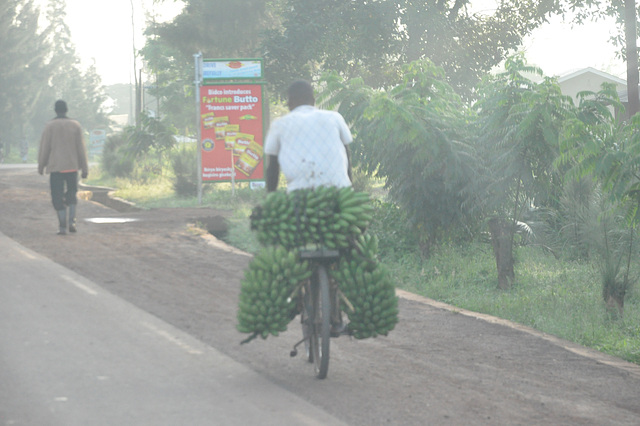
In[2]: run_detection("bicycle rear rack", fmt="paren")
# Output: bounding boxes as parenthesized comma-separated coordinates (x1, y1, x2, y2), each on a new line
(299, 247, 340, 260)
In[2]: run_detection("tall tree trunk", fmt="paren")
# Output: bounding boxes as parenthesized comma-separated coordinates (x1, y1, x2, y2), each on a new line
(624, 0, 639, 118)
(488, 217, 515, 290)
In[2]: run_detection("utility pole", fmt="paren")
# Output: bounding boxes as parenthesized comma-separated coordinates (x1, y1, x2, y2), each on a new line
(130, 0, 140, 128)
(624, 0, 639, 118)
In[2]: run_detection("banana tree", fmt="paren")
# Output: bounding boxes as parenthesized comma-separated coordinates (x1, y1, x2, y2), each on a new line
(472, 56, 574, 289)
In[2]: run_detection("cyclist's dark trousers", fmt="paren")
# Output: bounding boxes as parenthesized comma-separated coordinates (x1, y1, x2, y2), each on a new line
(50, 171, 78, 211)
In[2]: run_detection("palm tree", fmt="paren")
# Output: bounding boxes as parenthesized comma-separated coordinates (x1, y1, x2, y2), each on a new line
(472, 56, 574, 289)
(557, 82, 638, 316)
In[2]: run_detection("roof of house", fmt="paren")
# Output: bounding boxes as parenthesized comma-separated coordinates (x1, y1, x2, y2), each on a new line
(557, 67, 627, 86)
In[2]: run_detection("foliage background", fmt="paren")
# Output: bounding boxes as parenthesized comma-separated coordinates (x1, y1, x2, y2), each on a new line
(0, 0, 111, 157)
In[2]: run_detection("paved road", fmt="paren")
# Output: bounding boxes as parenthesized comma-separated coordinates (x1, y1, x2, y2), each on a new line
(0, 231, 345, 426)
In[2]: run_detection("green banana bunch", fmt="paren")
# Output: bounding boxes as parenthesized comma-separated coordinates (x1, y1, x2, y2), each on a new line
(250, 187, 374, 249)
(250, 190, 295, 247)
(237, 246, 312, 342)
(335, 186, 375, 235)
(330, 233, 399, 339)
(244, 187, 397, 342)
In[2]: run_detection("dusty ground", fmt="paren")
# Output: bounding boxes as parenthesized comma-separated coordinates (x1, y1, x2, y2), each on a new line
(2, 164, 640, 425)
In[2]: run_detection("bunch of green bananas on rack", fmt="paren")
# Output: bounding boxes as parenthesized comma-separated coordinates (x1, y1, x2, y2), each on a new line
(237, 246, 312, 342)
(250, 186, 374, 249)
(330, 233, 399, 339)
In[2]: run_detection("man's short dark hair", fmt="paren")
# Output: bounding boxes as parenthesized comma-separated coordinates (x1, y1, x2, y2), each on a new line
(54, 100, 68, 115)
(287, 80, 315, 110)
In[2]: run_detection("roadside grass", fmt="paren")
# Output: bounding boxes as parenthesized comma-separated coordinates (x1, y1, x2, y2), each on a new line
(83, 174, 640, 365)
(2, 147, 37, 164)
(85, 167, 265, 253)
(400, 242, 640, 365)
(85, 166, 266, 209)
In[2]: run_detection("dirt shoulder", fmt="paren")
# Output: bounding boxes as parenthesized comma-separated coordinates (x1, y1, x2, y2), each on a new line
(2, 165, 640, 426)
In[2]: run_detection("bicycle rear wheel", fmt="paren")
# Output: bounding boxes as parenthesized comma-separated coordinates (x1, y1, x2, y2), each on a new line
(310, 265, 331, 379)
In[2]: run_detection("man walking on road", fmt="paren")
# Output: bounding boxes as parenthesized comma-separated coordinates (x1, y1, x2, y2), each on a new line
(38, 100, 89, 235)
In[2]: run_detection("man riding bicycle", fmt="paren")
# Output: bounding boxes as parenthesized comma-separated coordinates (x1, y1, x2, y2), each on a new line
(264, 80, 353, 336)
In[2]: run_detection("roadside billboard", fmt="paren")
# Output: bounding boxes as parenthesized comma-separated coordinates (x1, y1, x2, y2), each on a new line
(199, 83, 264, 182)
(89, 129, 107, 157)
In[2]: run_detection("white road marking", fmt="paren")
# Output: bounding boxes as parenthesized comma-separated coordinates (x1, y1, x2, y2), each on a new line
(61, 274, 98, 296)
(15, 247, 37, 260)
(141, 321, 204, 355)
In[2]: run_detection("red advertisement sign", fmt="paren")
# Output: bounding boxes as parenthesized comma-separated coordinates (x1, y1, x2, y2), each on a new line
(199, 84, 264, 181)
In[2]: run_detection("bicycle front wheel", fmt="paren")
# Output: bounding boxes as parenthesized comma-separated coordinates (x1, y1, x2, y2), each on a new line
(302, 283, 313, 363)
(311, 264, 331, 379)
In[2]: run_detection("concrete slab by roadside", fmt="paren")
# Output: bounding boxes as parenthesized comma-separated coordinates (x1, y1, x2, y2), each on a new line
(0, 231, 346, 426)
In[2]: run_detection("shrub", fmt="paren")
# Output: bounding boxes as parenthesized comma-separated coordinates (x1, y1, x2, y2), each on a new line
(170, 143, 198, 197)
(101, 133, 135, 178)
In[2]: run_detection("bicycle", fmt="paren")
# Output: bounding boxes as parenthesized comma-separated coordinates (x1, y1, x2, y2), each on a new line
(290, 246, 343, 379)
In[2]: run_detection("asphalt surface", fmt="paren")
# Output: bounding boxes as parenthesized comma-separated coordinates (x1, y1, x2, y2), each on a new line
(0, 231, 345, 426)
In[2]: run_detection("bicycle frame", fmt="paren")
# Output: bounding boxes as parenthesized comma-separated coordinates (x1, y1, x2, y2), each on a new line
(292, 247, 340, 379)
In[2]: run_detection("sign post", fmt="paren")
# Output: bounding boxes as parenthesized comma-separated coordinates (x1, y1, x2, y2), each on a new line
(194, 52, 203, 204)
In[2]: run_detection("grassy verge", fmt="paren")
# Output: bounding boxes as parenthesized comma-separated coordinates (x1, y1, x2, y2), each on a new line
(389, 242, 640, 365)
(85, 174, 640, 365)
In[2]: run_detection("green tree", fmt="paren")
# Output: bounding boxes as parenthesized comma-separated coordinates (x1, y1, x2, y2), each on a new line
(472, 56, 574, 289)
(144, 0, 566, 136)
(395, 0, 559, 97)
(261, 0, 399, 96)
(0, 0, 49, 152)
(39, 0, 110, 132)
(139, 31, 194, 133)
(101, 114, 175, 180)
(150, 0, 271, 60)
(262, 0, 562, 97)
(319, 60, 478, 255)
(142, 0, 273, 132)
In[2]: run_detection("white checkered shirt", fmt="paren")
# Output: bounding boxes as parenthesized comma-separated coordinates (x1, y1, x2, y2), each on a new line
(264, 105, 353, 191)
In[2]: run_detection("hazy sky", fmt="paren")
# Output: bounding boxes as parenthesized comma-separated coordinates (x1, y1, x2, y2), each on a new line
(523, 14, 626, 79)
(35, 0, 184, 86)
(44, 0, 628, 86)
